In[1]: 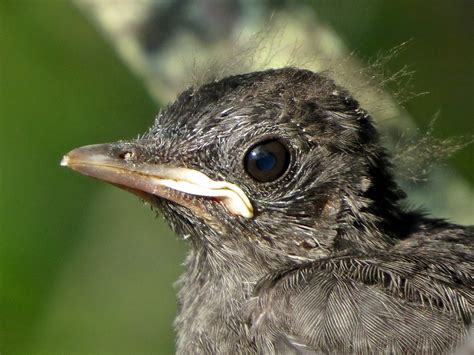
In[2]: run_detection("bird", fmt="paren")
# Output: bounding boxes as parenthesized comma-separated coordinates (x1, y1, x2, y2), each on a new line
(62, 67, 473, 354)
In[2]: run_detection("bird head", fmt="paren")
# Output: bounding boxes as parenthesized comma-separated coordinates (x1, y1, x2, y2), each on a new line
(62, 68, 404, 267)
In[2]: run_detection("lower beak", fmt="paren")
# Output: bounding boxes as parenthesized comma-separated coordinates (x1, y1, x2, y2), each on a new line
(61, 143, 254, 218)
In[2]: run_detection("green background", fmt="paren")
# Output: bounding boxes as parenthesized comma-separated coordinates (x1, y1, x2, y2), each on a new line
(1, 1, 472, 354)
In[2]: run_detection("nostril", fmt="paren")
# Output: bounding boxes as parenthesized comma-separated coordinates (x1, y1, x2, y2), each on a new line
(118, 150, 136, 160)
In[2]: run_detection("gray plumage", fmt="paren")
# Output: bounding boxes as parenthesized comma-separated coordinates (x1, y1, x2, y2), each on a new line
(65, 67, 473, 354)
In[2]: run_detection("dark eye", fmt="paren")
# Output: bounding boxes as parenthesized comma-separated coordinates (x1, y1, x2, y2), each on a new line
(244, 139, 290, 182)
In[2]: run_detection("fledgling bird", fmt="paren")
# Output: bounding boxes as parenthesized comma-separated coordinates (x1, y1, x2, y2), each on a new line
(62, 68, 473, 354)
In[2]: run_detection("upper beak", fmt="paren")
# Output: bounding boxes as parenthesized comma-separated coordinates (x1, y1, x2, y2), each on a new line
(61, 143, 254, 218)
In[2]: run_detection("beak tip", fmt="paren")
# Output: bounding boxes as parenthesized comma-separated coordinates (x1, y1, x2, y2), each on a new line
(60, 155, 70, 167)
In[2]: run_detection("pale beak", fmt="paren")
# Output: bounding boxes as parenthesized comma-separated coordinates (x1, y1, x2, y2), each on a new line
(61, 143, 254, 218)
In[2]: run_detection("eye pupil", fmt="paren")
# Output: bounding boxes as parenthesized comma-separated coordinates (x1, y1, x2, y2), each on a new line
(245, 139, 290, 182)
(252, 150, 277, 171)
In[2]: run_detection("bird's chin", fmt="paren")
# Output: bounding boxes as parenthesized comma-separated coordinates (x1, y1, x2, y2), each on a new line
(128, 187, 228, 241)
(113, 183, 162, 205)
(113, 182, 217, 220)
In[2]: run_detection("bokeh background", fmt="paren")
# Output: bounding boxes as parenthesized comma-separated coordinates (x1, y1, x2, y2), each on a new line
(1, 1, 472, 354)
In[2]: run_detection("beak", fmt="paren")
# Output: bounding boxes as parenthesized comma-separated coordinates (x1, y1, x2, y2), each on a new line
(61, 143, 254, 218)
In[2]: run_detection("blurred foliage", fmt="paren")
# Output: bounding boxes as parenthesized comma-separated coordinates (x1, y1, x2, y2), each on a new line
(311, 0, 474, 182)
(1, 1, 180, 353)
(0, 0, 472, 354)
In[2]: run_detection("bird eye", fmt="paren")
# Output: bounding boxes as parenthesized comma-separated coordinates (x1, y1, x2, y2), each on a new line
(244, 139, 290, 182)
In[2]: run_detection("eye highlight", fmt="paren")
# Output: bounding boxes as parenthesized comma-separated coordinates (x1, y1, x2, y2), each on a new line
(244, 139, 290, 182)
